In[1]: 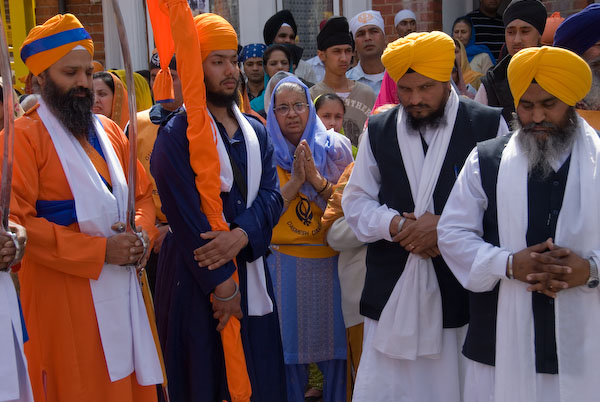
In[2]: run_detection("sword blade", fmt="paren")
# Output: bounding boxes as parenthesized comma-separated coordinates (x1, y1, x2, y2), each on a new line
(109, 0, 138, 233)
(0, 17, 15, 233)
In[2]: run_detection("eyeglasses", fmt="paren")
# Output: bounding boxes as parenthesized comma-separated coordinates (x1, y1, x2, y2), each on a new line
(273, 102, 310, 116)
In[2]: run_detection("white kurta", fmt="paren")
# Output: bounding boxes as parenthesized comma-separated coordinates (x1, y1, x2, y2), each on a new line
(437, 122, 600, 402)
(342, 99, 507, 401)
(353, 318, 467, 402)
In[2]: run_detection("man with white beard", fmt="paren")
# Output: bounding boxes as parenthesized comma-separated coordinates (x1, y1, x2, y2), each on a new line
(438, 46, 600, 402)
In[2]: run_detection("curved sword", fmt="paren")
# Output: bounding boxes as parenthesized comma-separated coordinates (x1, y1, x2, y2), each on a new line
(0, 17, 22, 270)
(109, 1, 168, 400)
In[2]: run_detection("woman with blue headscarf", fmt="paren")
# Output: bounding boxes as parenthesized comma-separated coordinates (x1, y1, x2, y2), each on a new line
(453, 16, 496, 75)
(266, 76, 353, 402)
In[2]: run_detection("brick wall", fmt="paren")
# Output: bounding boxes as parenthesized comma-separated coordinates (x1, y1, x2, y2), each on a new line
(34, 0, 105, 65)
(542, 0, 594, 16)
(371, 0, 442, 43)
(371, 0, 594, 43)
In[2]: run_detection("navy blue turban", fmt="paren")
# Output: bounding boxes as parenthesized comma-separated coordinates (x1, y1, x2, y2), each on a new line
(554, 4, 600, 56)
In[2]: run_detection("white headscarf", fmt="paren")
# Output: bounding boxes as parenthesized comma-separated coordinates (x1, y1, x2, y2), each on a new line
(394, 9, 417, 28)
(350, 10, 385, 38)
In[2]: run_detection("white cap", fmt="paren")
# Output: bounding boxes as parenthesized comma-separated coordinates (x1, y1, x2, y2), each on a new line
(349, 10, 385, 38)
(394, 9, 417, 28)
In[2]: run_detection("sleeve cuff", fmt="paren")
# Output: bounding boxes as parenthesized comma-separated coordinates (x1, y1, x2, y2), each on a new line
(380, 209, 399, 242)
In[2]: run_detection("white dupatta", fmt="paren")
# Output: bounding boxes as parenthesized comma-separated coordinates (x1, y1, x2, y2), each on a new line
(0, 272, 33, 402)
(495, 116, 600, 401)
(373, 88, 459, 359)
(36, 100, 162, 385)
(209, 104, 273, 316)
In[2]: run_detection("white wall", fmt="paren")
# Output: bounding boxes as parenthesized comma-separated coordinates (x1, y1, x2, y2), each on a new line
(102, 0, 150, 71)
(238, 0, 278, 45)
(343, 0, 371, 20)
(442, 0, 476, 34)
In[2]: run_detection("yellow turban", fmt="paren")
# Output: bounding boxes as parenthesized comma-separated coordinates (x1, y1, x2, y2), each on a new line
(193, 13, 238, 61)
(381, 31, 455, 83)
(20, 14, 94, 76)
(508, 46, 591, 108)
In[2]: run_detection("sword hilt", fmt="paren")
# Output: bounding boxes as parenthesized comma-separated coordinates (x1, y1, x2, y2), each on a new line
(0, 229, 22, 272)
(134, 230, 149, 272)
(115, 222, 148, 272)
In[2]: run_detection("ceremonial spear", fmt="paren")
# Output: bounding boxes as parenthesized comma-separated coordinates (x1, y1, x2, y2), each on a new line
(0, 16, 23, 270)
(109, 1, 169, 400)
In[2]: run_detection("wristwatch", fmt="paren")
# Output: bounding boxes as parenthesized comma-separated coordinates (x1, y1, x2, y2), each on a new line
(587, 258, 599, 288)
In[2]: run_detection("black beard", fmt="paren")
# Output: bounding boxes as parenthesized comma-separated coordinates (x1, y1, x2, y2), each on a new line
(514, 107, 579, 180)
(41, 75, 94, 139)
(206, 82, 240, 108)
(406, 100, 447, 131)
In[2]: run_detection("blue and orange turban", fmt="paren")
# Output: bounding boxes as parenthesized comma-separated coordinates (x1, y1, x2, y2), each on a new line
(20, 14, 93, 76)
(508, 46, 592, 108)
(381, 31, 455, 83)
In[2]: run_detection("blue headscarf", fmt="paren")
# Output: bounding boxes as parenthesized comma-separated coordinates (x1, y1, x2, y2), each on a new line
(554, 4, 600, 57)
(239, 43, 267, 63)
(455, 17, 497, 65)
(266, 76, 353, 209)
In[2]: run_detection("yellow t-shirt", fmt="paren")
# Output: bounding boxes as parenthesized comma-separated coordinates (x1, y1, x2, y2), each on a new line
(271, 167, 338, 259)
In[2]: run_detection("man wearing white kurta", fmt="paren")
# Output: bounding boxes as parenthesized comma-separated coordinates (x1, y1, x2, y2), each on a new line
(342, 31, 507, 402)
(438, 46, 599, 402)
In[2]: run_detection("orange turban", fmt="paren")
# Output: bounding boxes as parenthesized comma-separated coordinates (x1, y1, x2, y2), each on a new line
(20, 14, 94, 76)
(541, 12, 563, 46)
(508, 46, 591, 108)
(381, 31, 455, 83)
(193, 13, 238, 61)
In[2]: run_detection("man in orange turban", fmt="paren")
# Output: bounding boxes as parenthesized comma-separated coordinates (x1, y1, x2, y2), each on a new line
(147, 2, 286, 401)
(342, 30, 508, 401)
(14, 13, 162, 402)
(438, 46, 599, 402)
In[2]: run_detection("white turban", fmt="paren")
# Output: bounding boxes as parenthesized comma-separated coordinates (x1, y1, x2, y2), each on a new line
(394, 9, 417, 27)
(349, 10, 385, 38)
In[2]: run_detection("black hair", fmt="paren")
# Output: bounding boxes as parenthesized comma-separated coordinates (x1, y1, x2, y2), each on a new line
(263, 44, 293, 70)
(92, 71, 115, 94)
(452, 16, 473, 32)
(314, 93, 346, 114)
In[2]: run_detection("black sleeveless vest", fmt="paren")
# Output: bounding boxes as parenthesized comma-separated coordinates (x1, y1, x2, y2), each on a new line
(481, 55, 514, 123)
(471, 134, 571, 374)
(363, 97, 502, 328)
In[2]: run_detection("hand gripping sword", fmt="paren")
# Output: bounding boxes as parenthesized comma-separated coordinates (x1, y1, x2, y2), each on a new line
(109, 1, 169, 399)
(0, 17, 22, 271)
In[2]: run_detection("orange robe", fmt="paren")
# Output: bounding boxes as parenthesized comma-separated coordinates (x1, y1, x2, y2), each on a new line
(10, 105, 159, 402)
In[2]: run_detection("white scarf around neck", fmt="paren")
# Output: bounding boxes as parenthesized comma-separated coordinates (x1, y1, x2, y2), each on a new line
(373, 88, 459, 359)
(209, 104, 273, 316)
(36, 99, 162, 385)
(495, 116, 600, 401)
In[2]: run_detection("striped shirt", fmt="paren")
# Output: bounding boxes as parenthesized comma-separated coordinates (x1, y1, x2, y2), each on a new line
(466, 10, 505, 60)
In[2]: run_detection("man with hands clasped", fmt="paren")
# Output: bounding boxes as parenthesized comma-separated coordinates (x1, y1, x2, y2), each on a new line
(342, 31, 506, 402)
(438, 46, 600, 402)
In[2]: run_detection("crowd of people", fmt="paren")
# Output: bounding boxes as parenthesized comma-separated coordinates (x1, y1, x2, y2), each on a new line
(1, 0, 600, 401)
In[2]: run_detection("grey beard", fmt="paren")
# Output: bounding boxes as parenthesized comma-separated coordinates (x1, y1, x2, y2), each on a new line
(580, 68, 600, 111)
(513, 108, 579, 180)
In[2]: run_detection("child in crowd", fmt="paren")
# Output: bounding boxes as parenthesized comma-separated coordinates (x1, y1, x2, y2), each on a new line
(315, 93, 345, 134)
